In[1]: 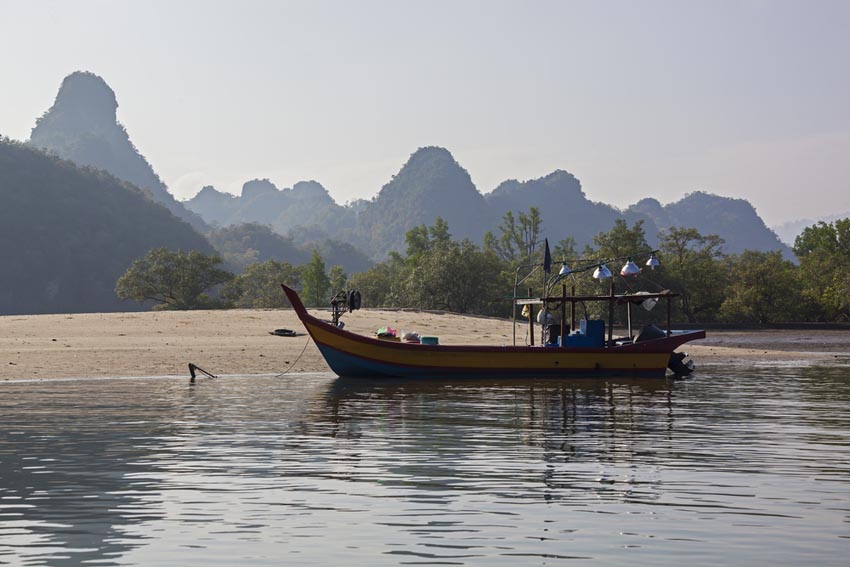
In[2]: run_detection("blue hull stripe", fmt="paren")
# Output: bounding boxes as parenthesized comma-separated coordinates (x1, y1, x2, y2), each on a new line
(317, 344, 667, 380)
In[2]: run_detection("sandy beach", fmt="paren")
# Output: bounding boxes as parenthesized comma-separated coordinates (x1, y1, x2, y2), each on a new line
(1, 307, 848, 380)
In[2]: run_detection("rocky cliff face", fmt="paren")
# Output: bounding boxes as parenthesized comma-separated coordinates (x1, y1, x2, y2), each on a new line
(29, 71, 206, 230)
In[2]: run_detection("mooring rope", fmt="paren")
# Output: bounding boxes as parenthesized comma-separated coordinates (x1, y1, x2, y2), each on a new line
(275, 334, 313, 377)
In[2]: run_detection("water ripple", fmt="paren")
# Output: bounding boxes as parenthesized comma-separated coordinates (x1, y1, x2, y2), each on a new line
(1, 365, 849, 565)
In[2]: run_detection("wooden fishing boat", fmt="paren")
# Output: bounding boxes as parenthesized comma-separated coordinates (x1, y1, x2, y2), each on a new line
(281, 284, 705, 379)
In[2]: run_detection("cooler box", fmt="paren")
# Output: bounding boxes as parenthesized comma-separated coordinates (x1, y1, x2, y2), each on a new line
(558, 319, 605, 348)
(559, 333, 597, 348)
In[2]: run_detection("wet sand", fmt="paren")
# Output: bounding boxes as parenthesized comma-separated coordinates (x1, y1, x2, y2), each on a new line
(1, 308, 848, 380)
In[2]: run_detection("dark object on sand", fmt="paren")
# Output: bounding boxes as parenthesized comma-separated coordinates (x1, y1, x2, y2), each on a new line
(270, 328, 297, 337)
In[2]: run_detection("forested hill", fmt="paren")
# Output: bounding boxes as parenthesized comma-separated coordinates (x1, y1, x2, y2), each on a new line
(351, 146, 488, 257)
(627, 193, 793, 258)
(484, 170, 623, 247)
(0, 138, 213, 315)
(187, 178, 356, 238)
(186, 147, 487, 259)
(29, 71, 207, 231)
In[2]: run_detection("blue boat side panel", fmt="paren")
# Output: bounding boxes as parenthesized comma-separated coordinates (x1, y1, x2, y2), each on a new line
(316, 344, 666, 380)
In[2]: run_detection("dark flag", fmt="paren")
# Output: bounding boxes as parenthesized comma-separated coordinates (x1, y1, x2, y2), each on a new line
(543, 238, 552, 274)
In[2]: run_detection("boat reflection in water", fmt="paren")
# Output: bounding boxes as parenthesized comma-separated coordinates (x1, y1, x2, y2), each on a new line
(2, 365, 849, 566)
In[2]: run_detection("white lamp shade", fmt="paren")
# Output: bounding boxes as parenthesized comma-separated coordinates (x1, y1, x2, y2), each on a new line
(558, 263, 571, 276)
(646, 253, 660, 269)
(593, 264, 613, 279)
(620, 258, 641, 277)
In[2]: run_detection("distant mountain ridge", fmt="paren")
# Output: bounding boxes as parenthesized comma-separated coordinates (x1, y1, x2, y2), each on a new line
(484, 170, 622, 249)
(192, 178, 355, 237)
(205, 222, 373, 275)
(349, 146, 488, 257)
(23, 71, 791, 267)
(188, 146, 791, 261)
(29, 71, 206, 231)
(772, 211, 850, 246)
(627, 193, 793, 258)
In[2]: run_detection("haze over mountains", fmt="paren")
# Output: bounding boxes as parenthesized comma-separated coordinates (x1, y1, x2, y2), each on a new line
(0, 138, 212, 314)
(29, 72, 207, 232)
(1, 70, 797, 314)
(772, 212, 850, 246)
(189, 146, 792, 260)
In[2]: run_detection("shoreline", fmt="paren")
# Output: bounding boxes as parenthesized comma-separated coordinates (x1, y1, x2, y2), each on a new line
(2, 309, 848, 381)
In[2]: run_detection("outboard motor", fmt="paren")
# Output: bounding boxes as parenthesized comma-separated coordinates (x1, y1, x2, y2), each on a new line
(634, 324, 667, 343)
(331, 289, 362, 327)
(348, 290, 361, 311)
(668, 352, 695, 376)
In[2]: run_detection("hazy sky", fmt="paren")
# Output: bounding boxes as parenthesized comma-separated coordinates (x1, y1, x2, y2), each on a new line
(2, 0, 848, 225)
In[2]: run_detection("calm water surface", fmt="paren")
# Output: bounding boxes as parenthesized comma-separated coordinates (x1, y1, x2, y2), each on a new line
(1, 364, 849, 566)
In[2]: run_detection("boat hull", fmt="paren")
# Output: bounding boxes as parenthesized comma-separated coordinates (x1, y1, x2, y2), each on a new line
(282, 285, 705, 380)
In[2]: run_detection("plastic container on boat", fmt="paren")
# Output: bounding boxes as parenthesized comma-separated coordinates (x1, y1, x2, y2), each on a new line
(559, 333, 596, 348)
(556, 320, 605, 348)
(580, 319, 606, 347)
(420, 336, 439, 345)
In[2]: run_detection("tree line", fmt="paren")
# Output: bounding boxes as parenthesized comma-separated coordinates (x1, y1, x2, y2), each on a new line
(114, 210, 850, 324)
(115, 248, 344, 310)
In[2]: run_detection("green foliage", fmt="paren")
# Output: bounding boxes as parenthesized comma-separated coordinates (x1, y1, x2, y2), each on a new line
(350, 220, 509, 315)
(219, 254, 344, 310)
(328, 265, 348, 294)
(206, 222, 309, 273)
(348, 252, 409, 308)
(221, 260, 301, 308)
(552, 237, 579, 266)
(428, 217, 452, 247)
(405, 217, 451, 259)
(591, 219, 650, 260)
(719, 251, 803, 324)
(657, 227, 727, 323)
(115, 248, 234, 310)
(405, 224, 432, 259)
(200, 215, 850, 325)
(406, 240, 505, 314)
(560, 220, 653, 321)
(402, 220, 506, 314)
(794, 219, 850, 321)
(486, 207, 543, 263)
(301, 250, 331, 307)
